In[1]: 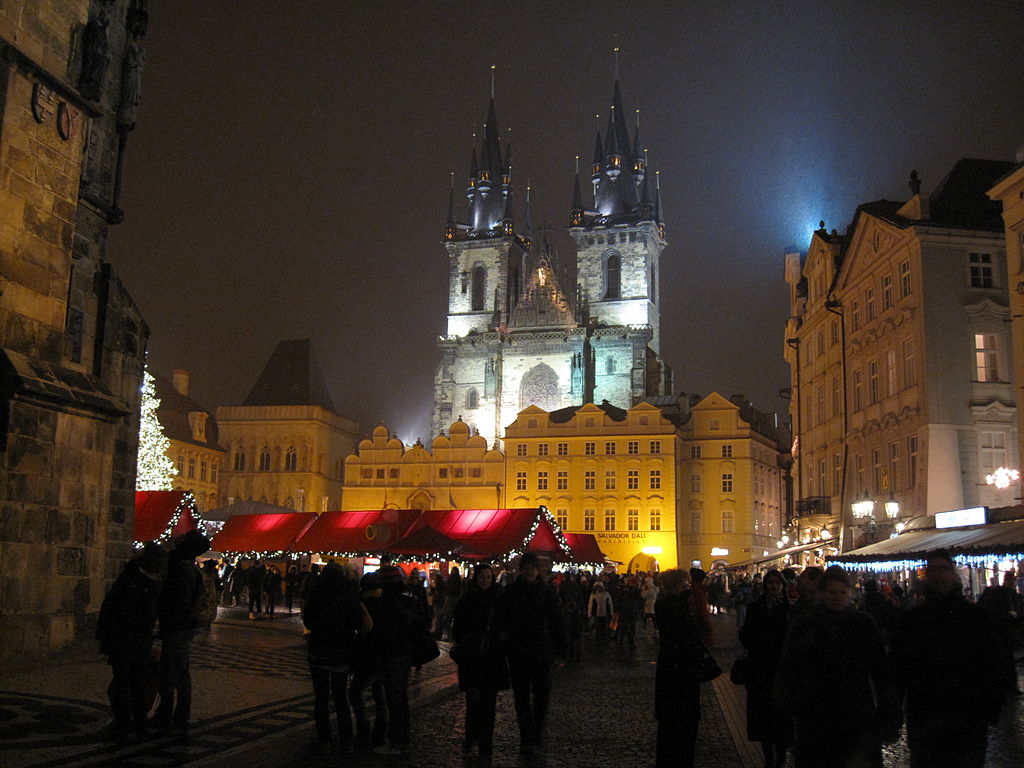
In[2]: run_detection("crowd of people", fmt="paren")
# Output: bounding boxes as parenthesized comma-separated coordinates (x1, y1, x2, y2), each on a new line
(96, 535, 1021, 767)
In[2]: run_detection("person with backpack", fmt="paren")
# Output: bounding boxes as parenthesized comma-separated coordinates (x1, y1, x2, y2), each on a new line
(152, 529, 211, 734)
(96, 541, 166, 743)
(303, 561, 369, 755)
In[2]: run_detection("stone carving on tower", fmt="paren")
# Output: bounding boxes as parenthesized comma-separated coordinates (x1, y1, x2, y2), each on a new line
(432, 76, 672, 447)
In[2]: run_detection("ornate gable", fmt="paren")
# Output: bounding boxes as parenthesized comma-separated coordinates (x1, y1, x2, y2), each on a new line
(510, 254, 574, 329)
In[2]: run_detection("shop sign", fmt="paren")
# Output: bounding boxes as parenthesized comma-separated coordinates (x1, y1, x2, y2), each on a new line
(934, 507, 987, 529)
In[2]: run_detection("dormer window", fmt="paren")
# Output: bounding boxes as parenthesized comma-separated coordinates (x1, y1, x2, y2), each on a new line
(480, 170, 490, 182)
(188, 412, 208, 442)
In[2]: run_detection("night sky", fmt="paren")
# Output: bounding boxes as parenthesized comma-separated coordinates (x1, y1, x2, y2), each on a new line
(108, 1, 1024, 442)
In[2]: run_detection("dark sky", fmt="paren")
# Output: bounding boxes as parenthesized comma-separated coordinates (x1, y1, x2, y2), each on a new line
(108, 1, 1024, 443)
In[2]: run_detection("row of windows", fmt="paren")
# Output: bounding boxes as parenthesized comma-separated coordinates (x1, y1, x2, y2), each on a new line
(848, 435, 920, 496)
(849, 261, 913, 334)
(358, 466, 485, 480)
(175, 454, 219, 483)
(688, 506, 775, 535)
(515, 469, 661, 491)
(514, 440, 663, 457)
(233, 447, 299, 473)
(566, 508, 663, 532)
(689, 444, 733, 458)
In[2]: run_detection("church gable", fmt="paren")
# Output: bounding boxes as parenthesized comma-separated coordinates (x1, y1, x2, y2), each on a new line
(510, 254, 574, 329)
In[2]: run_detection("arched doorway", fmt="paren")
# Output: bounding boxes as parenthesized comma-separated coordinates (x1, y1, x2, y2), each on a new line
(627, 552, 659, 574)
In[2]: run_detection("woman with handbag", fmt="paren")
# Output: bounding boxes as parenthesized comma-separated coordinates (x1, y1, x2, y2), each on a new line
(738, 569, 793, 768)
(451, 563, 508, 759)
(654, 568, 703, 768)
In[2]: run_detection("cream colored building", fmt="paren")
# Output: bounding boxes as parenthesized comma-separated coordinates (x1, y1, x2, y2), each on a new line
(155, 370, 225, 514)
(786, 160, 1018, 551)
(987, 157, 1024, 469)
(678, 394, 786, 569)
(217, 340, 360, 512)
(342, 419, 505, 511)
(503, 401, 678, 572)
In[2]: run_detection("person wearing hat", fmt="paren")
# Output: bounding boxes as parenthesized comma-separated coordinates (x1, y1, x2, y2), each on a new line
(495, 552, 566, 755)
(96, 541, 167, 743)
(152, 529, 210, 734)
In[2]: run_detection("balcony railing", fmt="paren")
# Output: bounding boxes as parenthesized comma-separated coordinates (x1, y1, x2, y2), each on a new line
(795, 496, 832, 517)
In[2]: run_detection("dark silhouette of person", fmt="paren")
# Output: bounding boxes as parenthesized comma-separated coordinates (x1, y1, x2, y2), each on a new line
(892, 549, 1012, 768)
(654, 568, 702, 768)
(96, 541, 166, 742)
(495, 552, 565, 755)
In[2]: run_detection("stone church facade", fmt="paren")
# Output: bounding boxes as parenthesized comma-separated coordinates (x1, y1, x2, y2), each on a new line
(432, 80, 672, 447)
(0, 1, 151, 662)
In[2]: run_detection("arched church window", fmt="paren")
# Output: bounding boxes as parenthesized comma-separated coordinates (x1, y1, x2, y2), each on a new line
(471, 264, 486, 311)
(605, 252, 621, 299)
(466, 388, 479, 409)
(651, 262, 657, 304)
(605, 356, 616, 375)
(233, 449, 245, 472)
(259, 446, 271, 471)
(519, 363, 560, 411)
(285, 447, 297, 471)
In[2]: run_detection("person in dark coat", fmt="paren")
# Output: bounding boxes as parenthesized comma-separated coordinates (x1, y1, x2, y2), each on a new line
(349, 572, 388, 749)
(495, 552, 566, 755)
(654, 568, 702, 768)
(285, 565, 301, 613)
(96, 541, 166, 742)
(302, 561, 367, 754)
(891, 549, 1012, 768)
(372, 565, 429, 755)
(978, 569, 1024, 697)
(245, 560, 264, 618)
(558, 573, 585, 663)
(738, 569, 793, 768)
(152, 529, 211, 733)
(263, 564, 283, 618)
(775, 565, 895, 768)
(452, 563, 508, 758)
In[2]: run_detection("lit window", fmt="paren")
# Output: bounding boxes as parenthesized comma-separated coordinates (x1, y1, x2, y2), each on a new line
(975, 334, 1002, 382)
(627, 469, 639, 490)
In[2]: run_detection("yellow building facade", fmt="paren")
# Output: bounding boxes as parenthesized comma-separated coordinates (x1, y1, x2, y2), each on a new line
(503, 402, 678, 572)
(678, 394, 786, 569)
(988, 160, 1024, 465)
(342, 419, 505, 511)
(155, 370, 225, 515)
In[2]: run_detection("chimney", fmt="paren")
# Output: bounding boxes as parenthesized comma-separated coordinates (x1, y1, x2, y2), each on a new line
(172, 369, 190, 396)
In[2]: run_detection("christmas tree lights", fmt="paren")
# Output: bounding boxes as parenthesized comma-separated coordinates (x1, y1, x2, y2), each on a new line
(136, 366, 177, 491)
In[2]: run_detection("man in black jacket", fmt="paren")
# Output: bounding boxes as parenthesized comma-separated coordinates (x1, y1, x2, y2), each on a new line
(96, 541, 166, 742)
(496, 552, 566, 755)
(892, 549, 1012, 768)
(151, 529, 210, 733)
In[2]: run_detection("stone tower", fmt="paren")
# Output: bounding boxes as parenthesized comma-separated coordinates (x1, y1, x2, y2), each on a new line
(432, 79, 672, 447)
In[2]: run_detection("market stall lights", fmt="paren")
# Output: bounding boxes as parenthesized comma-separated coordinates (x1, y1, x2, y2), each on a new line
(985, 466, 1020, 489)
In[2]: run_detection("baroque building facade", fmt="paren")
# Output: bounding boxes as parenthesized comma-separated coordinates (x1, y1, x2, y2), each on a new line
(503, 401, 678, 572)
(0, 1, 151, 661)
(677, 393, 787, 569)
(154, 369, 224, 514)
(785, 159, 1018, 551)
(431, 79, 671, 447)
(342, 419, 505, 512)
(217, 340, 360, 513)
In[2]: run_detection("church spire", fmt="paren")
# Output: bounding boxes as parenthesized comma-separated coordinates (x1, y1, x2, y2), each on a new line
(459, 70, 512, 237)
(571, 156, 584, 227)
(445, 172, 457, 241)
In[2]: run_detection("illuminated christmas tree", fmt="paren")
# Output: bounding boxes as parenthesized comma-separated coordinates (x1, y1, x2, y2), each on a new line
(136, 366, 177, 490)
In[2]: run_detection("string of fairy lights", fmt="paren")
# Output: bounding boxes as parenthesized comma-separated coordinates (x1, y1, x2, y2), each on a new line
(830, 551, 1024, 573)
(133, 490, 205, 549)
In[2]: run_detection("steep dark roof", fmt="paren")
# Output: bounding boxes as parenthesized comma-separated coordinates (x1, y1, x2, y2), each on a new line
(548, 400, 628, 424)
(153, 373, 223, 451)
(242, 339, 336, 412)
(927, 158, 1015, 230)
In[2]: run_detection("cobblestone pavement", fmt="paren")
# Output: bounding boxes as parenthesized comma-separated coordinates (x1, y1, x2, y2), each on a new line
(2, 608, 1023, 767)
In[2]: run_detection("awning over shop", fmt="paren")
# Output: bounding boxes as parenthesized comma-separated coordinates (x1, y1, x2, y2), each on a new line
(204, 499, 299, 523)
(726, 538, 838, 569)
(560, 533, 607, 565)
(830, 519, 1024, 569)
(403, 507, 571, 561)
(290, 509, 420, 555)
(134, 490, 200, 545)
(211, 512, 316, 555)
(385, 525, 475, 559)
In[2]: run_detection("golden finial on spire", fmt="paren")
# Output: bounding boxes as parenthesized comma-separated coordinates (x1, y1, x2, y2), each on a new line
(613, 46, 620, 80)
(490, 64, 496, 98)
(575, 155, 580, 173)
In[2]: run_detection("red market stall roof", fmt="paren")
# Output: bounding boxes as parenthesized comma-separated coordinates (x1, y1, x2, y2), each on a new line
(211, 512, 316, 555)
(403, 508, 571, 561)
(561, 533, 607, 565)
(385, 525, 476, 559)
(134, 490, 200, 545)
(290, 508, 420, 555)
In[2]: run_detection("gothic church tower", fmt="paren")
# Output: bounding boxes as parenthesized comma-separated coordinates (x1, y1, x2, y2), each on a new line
(432, 77, 671, 447)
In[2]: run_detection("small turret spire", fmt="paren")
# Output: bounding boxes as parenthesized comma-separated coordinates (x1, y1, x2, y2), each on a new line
(613, 46, 620, 81)
(490, 64, 495, 98)
(445, 172, 457, 240)
(571, 156, 584, 227)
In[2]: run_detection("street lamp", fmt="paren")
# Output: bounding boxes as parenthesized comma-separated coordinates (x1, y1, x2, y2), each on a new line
(884, 493, 900, 519)
(851, 493, 875, 520)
